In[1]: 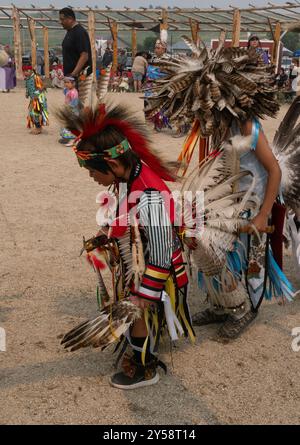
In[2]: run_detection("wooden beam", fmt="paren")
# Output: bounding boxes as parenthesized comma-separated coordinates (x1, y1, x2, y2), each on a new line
(272, 21, 281, 67)
(132, 28, 137, 58)
(189, 18, 199, 44)
(267, 17, 275, 40)
(1, 5, 300, 14)
(88, 10, 97, 81)
(111, 20, 118, 73)
(27, 18, 37, 70)
(232, 9, 241, 47)
(12, 6, 23, 80)
(43, 27, 49, 78)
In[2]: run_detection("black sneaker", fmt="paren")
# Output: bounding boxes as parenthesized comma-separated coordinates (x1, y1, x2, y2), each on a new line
(217, 310, 257, 340)
(192, 308, 228, 326)
(110, 354, 160, 390)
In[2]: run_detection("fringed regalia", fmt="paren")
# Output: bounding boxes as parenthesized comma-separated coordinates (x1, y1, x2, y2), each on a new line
(145, 33, 299, 338)
(58, 90, 196, 386)
(25, 72, 48, 128)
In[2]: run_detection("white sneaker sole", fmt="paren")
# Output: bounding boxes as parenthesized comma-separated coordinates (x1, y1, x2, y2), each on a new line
(109, 372, 160, 390)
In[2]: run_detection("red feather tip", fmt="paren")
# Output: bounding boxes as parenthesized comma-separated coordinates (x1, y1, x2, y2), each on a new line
(70, 104, 107, 139)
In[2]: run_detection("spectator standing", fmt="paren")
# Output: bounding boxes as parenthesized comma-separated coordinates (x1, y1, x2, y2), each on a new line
(132, 52, 148, 92)
(276, 67, 288, 89)
(117, 49, 127, 75)
(102, 47, 113, 68)
(36, 51, 44, 76)
(0, 44, 16, 93)
(247, 34, 269, 64)
(59, 76, 79, 145)
(289, 64, 296, 89)
(59, 8, 92, 79)
(291, 59, 300, 96)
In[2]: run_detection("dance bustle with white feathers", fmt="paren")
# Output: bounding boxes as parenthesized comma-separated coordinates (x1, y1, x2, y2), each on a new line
(181, 136, 258, 275)
(272, 96, 300, 213)
(287, 215, 300, 273)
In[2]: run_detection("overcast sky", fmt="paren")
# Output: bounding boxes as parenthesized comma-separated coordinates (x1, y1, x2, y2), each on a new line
(11, 0, 288, 9)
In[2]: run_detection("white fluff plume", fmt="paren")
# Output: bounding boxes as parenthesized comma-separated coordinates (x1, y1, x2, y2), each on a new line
(160, 28, 168, 44)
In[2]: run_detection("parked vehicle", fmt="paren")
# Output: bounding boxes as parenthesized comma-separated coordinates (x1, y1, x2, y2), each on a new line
(22, 49, 60, 68)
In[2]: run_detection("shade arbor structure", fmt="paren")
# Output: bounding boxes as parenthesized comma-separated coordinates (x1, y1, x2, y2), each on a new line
(1, 3, 300, 80)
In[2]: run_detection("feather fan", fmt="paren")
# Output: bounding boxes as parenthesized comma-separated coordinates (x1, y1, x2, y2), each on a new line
(61, 300, 142, 351)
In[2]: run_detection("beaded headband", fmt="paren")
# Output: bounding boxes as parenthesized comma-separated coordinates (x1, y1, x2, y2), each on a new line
(74, 138, 131, 167)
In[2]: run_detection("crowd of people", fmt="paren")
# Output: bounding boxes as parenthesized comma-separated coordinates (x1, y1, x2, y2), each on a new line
(268, 62, 300, 92)
(2, 26, 300, 98)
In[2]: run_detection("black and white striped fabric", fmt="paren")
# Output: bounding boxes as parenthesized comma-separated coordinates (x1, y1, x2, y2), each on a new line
(137, 189, 173, 269)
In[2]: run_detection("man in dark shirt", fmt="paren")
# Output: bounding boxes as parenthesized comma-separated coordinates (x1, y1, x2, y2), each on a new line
(59, 7, 92, 78)
(102, 47, 113, 68)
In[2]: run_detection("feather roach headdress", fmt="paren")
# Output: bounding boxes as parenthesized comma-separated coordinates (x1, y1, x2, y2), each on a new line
(145, 32, 279, 145)
(57, 102, 175, 182)
(56, 61, 175, 182)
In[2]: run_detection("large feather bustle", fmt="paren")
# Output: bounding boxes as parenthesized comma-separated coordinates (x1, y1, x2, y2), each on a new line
(286, 214, 300, 274)
(61, 300, 142, 351)
(273, 97, 300, 151)
(56, 102, 175, 182)
(145, 34, 279, 145)
(272, 97, 300, 212)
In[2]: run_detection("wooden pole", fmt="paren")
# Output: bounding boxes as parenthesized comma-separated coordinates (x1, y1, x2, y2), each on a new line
(232, 9, 241, 47)
(43, 27, 49, 78)
(132, 28, 137, 58)
(272, 21, 281, 68)
(189, 19, 199, 44)
(160, 8, 168, 33)
(12, 7, 23, 80)
(27, 18, 37, 70)
(111, 21, 118, 73)
(88, 10, 97, 81)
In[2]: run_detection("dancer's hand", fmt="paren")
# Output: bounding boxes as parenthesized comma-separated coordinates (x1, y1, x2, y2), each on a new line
(129, 295, 155, 310)
(251, 212, 269, 233)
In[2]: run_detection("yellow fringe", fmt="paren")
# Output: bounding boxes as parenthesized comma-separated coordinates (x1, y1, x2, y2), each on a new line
(141, 308, 150, 366)
(165, 276, 195, 343)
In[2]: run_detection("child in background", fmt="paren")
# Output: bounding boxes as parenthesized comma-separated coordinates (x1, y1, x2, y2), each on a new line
(24, 69, 48, 135)
(118, 72, 130, 92)
(59, 76, 79, 146)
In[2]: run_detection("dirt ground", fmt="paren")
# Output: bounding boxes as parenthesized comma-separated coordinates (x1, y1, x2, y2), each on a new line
(0, 88, 300, 425)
